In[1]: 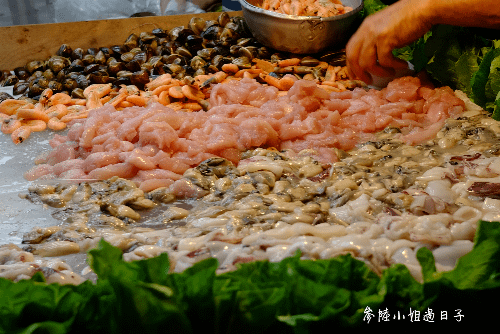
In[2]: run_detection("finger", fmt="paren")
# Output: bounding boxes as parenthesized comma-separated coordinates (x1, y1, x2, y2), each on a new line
(376, 42, 410, 70)
(345, 36, 371, 83)
(358, 43, 396, 81)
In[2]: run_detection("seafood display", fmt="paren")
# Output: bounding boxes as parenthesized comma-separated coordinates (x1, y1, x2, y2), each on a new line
(0, 12, 360, 146)
(0, 12, 500, 323)
(258, 0, 353, 17)
(21, 76, 463, 194)
(3, 89, 499, 285)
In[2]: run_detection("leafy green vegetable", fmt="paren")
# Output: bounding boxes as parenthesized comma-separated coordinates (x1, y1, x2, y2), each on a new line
(1, 221, 500, 332)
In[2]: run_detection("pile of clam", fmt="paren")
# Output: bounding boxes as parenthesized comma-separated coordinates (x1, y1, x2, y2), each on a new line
(0, 12, 349, 103)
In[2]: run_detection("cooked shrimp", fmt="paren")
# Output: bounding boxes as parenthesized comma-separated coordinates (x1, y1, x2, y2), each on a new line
(39, 88, 53, 105)
(11, 125, 31, 144)
(279, 74, 298, 91)
(278, 58, 301, 67)
(106, 91, 128, 107)
(0, 99, 30, 116)
(1, 116, 22, 134)
(126, 94, 147, 106)
(21, 119, 47, 132)
(47, 117, 67, 131)
(169, 86, 184, 99)
(86, 91, 103, 110)
(158, 90, 171, 106)
(16, 106, 50, 123)
(181, 85, 205, 101)
(261, 73, 282, 90)
(145, 73, 172, 91)
(46, 104, 68, 119)
(0, 112, 10, 122)
(83, 83, 112, 99)
(183, 102, 203, 111)
(49, 92, 72, 106)
(221, 63, 239, 74)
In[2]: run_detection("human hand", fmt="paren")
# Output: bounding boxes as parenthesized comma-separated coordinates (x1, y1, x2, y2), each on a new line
(345, 0, 433, 84)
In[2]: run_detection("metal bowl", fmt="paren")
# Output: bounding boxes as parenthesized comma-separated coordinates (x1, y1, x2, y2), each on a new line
(239, 0, 364, 54)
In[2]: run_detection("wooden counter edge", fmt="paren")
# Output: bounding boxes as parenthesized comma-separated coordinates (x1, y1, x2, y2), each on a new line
(0, 11, 243, 70)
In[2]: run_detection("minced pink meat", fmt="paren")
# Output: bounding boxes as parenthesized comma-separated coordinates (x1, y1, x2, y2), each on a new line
(24, 76, 465, 194)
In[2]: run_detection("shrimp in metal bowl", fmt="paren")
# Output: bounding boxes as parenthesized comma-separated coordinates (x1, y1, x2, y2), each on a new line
(259, 0, 353, 17)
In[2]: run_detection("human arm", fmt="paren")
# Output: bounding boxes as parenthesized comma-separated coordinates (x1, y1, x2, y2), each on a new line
(346, 0, 500, 84)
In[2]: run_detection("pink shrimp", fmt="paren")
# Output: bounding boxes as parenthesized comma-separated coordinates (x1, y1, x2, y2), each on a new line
(21, 119, 47, 132)
(47, 117, 67, 131)
(11, 125, 32, 144)
(1, 116, 22, 134)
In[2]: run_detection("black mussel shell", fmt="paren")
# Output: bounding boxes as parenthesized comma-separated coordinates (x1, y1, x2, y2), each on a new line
(171, 27, 195, 44)
(56, 44, 73, 58)
(28, 83, 43, 97)
(124, 34, 139, 51)
(152, 28, 168, 38)
(125, 59, 142, 72)
(82, 54, 95, 65)
(111, 45, 127, 55)
(71, 48, 85, 60)
(26, 60, 45, 74)
(0, 92, 13, 102)
(188, 17, 206, 36)
(140, 31, 156, 43)
(94, 50, 107, 65)
(71, 87, 85, 99)
(84, 63, 101, 75)
(201, 25, 222, 41)
(13, 80, 29, 95)
(100, 47, 115, 58)
(48, 80, 63, 92)
(75, 74, 90, 88)
(108, 60, 125, 75)
(47, 56, 71, 73)
(62, 78, 79, 91)
(35, 76, 49, 88)
(87, 48, 98, 56)
(197, 48, 215, 60)
(88, 69, 111, 84)
(130, 69, 149, 89)
(14, 67, 30, 80)
(185, 35, 204, 52)
(213, 46, 230, 57)
(3, 75, 19, 86)
(112, 76, 131, 87)
(68, 59, 85, 72)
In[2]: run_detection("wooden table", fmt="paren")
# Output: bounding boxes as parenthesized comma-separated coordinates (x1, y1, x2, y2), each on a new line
(0, 11, 242, 70)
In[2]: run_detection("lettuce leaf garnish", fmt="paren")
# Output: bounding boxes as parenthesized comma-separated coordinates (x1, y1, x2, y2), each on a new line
(1, 221, 500, 332)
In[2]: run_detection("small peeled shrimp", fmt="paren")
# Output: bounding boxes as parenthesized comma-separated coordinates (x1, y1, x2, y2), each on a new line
(86, 91, 103, 110)
(16, 105, 50, 123)
(39, 88, 53, 105)
(0, 99, 29, 116)
(46, 104, 68, 119)
(47, 117, 67, 131)
(83, 83, 112, 99)
(49, 92, 72, 106)
(125, 94, 147, 106)
(168, 86, 184, 99)
(145, 73, 172, 91)
(181, 85, 205, 101)
(21, 119, 47, 132)
(1, 116, 22, 134)
(11, 125, 31, 144)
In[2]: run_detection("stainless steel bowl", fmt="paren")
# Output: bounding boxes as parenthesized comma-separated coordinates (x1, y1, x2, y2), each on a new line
(239, 0, 364, 54)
